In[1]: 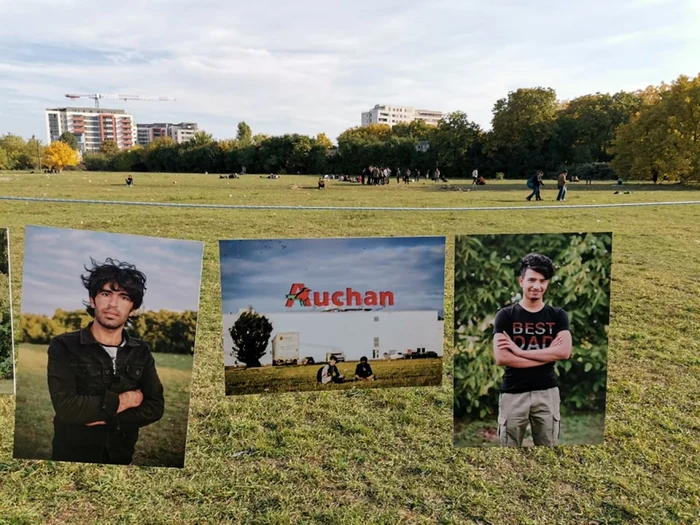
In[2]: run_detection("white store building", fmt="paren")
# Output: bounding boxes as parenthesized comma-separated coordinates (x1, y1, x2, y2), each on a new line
(222, 310, 443, 367)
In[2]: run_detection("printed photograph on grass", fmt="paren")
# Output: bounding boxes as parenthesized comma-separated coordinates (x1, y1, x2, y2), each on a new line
(221, 236, 445, 395)
(453, 232, 611, 447)
(0, 227, 15, 394)
(14, 226, 203, 468)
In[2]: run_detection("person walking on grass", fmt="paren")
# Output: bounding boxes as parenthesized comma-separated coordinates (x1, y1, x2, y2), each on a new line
(472, 168, 479, 189)
(526, 171, 545, 201)
(556, 170, 568, 201)
(493, 253, 572, 447)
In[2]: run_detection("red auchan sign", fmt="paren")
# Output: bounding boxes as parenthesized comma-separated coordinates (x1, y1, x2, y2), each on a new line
(285, 283, 394, 308)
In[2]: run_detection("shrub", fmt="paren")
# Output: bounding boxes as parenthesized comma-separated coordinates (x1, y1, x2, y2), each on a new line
(495, 172, 505, 180)
(568, 162, 616, 181)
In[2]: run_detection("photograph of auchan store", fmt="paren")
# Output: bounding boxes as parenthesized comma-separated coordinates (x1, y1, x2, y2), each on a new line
(220, 237, 446, 395)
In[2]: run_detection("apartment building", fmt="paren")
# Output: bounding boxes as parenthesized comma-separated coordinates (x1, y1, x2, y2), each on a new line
(361, 104, 443, 127)
(136, 122, 198, 146)
(45, 107, 136, 153)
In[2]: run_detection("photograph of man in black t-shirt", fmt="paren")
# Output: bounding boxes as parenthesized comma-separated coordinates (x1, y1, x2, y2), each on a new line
(493, 253, 572, 446)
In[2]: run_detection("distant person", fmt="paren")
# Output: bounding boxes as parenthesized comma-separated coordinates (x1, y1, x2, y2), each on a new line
(354, 356, 375, 381)
(47, 258, 164, 465)
(493, 253, 572, 447)
(652, 167, 659, 185)
(472, 169, 479, 189)
(434, 168, 440, 182)
(318, 356, 344, 384)
(403, 168, 411, 184)
(585, 171, 592, 185)
(556, 170, 568, 201)
(318, 177, 325, 189)
(125, 175, 133, 187)
(526, 171, 545, 201)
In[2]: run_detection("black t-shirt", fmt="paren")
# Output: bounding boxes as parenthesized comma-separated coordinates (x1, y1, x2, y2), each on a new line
(493, 303, 570, 393)
(355, 362, 373, 378)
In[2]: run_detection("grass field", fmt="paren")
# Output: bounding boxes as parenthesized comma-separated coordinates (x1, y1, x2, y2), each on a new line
(0, 379, 12, 394)
(225, 359, 443, 395)
(13, 343, 193, 468)
(0, 171, 699, 523)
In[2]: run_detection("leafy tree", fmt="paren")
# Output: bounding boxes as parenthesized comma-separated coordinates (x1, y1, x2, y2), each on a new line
(453, 233, 611, 420)
(237, 122, 253, 145)
(430, 111, 483, 178)
(189, 130, 214, 146)
(315, 133, 333, 149)
(0, 134, 34, 169)
(554, 91, 641, 165)
(485, 87, 560, 177)
(228, 311, 273, 368)
(44, 141, 79, 172)
(58, 131, 79, 151)
(99, 139, 120, 157)
(0, 147, 8, 170)
(612, 74, 700, 182)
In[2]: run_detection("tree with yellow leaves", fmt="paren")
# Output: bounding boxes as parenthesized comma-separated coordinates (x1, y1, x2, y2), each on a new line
(44, 141, 79, 172)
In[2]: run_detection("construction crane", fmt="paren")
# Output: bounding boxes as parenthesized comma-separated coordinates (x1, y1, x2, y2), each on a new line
(64, 93, 176, 108)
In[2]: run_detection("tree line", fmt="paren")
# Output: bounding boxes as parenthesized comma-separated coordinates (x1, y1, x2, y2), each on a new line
(21, 309, 198, 355)
(1, 73, 697, 182)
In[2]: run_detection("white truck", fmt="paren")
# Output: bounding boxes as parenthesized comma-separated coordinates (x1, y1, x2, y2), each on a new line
(272, 332, 299, 365)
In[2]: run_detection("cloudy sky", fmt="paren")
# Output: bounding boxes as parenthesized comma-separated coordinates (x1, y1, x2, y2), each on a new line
(219, 237, 445, 315)
(21, 226, 204, 316)
(1, 0, 698, 142)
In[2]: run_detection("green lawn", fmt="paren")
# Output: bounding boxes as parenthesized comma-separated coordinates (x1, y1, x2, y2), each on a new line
(0, 171, 698, 523)
(226, 359, 443, 395)
(0, 379, 13, 394)
(12, 344, 193, 468)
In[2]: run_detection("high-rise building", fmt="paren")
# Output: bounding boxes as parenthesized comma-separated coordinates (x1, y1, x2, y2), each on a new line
(136, 122, 198, 146)
(45, 107, 136, 153)
(361, 104, 443, 127)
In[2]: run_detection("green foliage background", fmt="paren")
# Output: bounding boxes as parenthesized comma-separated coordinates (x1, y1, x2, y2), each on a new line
(453, 232, 612, 420)
(20, 309, 197, 355)
(0, 228, 12, 380)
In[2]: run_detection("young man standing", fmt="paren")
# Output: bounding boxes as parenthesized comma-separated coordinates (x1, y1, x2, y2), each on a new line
(47, 258, 165, 465)
(471, 168, 479, 189)
(492, 253, 572, 446)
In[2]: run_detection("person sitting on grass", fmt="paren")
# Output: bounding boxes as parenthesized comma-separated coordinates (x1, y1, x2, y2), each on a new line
(319, 356, 344, 384)
(318, 177, 325, 189)
(354, 356, 376, 381)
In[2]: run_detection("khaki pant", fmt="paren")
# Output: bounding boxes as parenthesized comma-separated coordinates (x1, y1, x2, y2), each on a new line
(498, 387, 561, 447)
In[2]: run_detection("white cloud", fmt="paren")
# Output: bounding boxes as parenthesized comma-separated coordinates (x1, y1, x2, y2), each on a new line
(0, 0, 699, 140)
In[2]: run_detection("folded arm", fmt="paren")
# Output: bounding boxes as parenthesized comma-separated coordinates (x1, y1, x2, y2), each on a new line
(115, 355, 165, 430)
(511, 331, 572, 363)
(493, 333, 548, 368)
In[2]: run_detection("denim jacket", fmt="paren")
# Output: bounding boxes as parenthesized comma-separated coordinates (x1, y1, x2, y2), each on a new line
(47, 323, 165, 465)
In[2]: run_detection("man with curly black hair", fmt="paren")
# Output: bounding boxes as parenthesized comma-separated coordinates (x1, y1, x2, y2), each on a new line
(47, 258, 164, 465)
(492, 253, 572, 446)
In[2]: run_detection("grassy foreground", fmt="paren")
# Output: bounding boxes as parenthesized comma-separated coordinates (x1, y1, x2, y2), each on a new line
(0, 172, 699, 523)
(13, 344, 193, 468)
(225, 359, 443, 396)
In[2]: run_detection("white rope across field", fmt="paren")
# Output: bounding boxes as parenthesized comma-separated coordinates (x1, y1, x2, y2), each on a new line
(1, 195, 699, 212)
